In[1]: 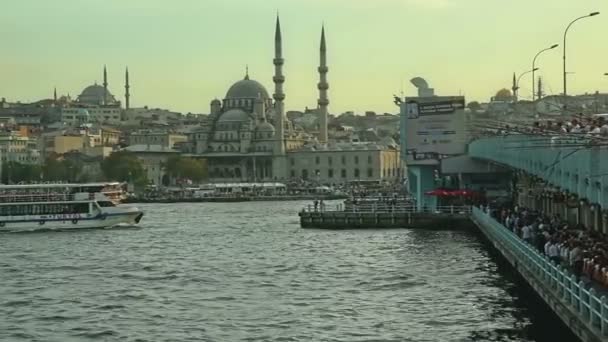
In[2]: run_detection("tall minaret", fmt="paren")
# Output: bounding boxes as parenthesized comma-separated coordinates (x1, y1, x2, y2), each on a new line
(511, 72, 517, 101)
(317, 25, 329, 144)
(53, 87, 57, 103)
(125, 67, 131, 110)
(537, 76, 543, 100)
(103, 65, 109, 105)
(273, 15, 286, 155)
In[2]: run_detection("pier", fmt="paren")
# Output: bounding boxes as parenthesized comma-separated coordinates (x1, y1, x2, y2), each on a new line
(299, 203, 608, 341)
(298, 204, 473, 229)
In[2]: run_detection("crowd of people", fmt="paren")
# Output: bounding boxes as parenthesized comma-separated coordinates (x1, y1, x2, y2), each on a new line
(498, 114, 608, 137)
(492, 205, 608, 285)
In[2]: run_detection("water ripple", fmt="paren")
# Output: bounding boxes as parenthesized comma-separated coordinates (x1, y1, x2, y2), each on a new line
(0, 201, 578, 341)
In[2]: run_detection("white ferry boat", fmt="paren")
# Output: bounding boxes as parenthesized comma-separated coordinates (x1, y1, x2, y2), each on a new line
(0, 182, 144, 232)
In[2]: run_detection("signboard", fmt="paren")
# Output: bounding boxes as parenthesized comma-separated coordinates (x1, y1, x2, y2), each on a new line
(401, 96, 466, 164)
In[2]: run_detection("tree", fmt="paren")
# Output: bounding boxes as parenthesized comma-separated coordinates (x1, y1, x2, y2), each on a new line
(467, 101, 482, 113)
(43, 153, 68, 181)
(2, 161, 43, 184)
(164, 156, 207, 184)
(101, 150, 147, 187)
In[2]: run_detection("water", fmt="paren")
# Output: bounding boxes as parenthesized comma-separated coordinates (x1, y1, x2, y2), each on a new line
(0, 201, 577, 342)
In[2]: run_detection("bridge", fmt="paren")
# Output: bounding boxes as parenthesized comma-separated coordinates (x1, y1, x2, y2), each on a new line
(469, 134, 608, 232)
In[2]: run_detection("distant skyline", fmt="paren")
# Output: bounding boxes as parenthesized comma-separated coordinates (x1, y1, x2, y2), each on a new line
(1, 0, 607, 114)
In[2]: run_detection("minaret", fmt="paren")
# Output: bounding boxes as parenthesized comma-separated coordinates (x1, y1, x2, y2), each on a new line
(125, 67, 131, 110)
(537, 76, 543, 100)
(273, 15, 286, 155)
(511, 72, 517, 101)
(317, 25, 329, 144)
(53, 87, 57, 103)
(103, 65, 109, 105)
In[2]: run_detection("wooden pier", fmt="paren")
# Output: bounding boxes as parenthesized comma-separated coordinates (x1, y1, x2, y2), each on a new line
(298, 205, 475, 229)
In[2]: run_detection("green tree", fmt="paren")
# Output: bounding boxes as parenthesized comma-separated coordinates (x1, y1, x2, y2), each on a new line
(164, 156, 207, 184)
(101, 150, 147, 187)
(467, 101, 482, 113)
(2, 161, 43, 184)
(42, 153, 68, 181)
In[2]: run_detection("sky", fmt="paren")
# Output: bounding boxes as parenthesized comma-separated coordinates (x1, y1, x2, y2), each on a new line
(1, 0, 607, 115)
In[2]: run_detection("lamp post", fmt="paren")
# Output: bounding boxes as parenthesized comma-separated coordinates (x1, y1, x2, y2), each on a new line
(515, 68, 539, 101)
(563, 12, 600, 109)
(532, 44, 558, 101)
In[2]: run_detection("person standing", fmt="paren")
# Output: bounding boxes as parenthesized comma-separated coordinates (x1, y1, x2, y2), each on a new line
(548, 241, 560, 264)
(522, 224, 533, 244)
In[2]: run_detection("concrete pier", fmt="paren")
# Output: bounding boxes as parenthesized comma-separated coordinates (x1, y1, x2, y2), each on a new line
(298, 206, 474, 229)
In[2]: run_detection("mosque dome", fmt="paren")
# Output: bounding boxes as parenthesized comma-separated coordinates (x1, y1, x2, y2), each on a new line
(77, 84, 117, 105)
(210, 98, 221, 105)
(256, 121, 275, 132)
(218, 108, 251, 122)
(77, 108, 90, 118)
(225, 76, 270, 100)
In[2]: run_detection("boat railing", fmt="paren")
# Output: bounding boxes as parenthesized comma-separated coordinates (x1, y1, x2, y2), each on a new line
(0, 193, 76, 203)
(471, 207, 608, 337)
(301, 204, 472, 214)
(344, 196, 412, 202)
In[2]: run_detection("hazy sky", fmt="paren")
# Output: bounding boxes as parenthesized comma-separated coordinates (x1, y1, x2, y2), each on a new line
(1, 0, 607, 114)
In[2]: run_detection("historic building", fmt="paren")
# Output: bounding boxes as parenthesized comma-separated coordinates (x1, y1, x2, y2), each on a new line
(187, 16, 401, 184)
(60, 66, 129, 126)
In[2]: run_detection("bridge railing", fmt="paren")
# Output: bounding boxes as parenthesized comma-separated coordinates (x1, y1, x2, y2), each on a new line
(472, 207, 608, 336)
(301, 204, 472, 214)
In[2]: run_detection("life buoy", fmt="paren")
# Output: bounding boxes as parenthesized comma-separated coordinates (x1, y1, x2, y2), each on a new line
(100, 214, 107, 220)
(72, 219, 78, 225)
(39, 220, 45, 225)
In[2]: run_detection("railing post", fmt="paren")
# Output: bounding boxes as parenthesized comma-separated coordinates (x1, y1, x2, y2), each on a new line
(568, 274, 576, 305)
(601, 296, 607, 335)
(451, 205, 454, 214)
(578, 281, 585, 314)
(590, 288, 596, 324)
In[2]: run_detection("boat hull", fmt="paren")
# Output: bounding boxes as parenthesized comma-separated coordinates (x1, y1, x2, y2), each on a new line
(0, 211, 144, 233)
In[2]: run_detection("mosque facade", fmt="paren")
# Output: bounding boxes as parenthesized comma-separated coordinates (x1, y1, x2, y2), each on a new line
(188, 17, 402, 184)
(60, 66, 129, 126)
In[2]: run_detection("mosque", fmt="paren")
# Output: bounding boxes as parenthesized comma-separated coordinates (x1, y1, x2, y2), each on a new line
(59, 66, 130, 126)
(189, 17, 402, 184)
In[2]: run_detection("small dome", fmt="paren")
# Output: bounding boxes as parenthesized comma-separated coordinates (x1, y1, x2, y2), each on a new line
(77, 84, 117, 105)
(77, 108, 90, 117)
(218, 108, 251, 122)
(256, 121, 275, 132)
(225, 77, 270, 99)
(210, 98, 221, 105)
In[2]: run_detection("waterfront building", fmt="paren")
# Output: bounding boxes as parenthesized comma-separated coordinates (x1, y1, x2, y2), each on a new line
(124, 144, 180, 186)
(287, 141, 401, 184)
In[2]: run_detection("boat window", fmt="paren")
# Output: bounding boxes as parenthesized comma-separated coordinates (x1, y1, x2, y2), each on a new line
(98, 201, 115, 207)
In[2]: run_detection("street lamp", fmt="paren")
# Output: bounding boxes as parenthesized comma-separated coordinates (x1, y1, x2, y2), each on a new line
(563, 12, 600, 108)
(532, 44, 558, 101)
(515, 68, 539, 101)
